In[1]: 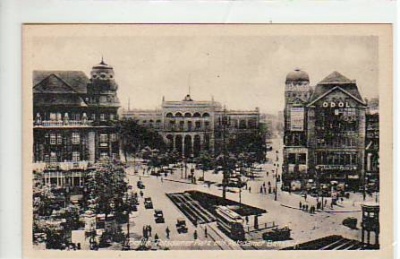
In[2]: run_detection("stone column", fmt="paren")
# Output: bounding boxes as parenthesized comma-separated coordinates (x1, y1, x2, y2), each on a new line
(200, 134, 204, 151)
(190, 135, 194, 156)
(182, 135, 185, 157)
(88, 131, 96, 163)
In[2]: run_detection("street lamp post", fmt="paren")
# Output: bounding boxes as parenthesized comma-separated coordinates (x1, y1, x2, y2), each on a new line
(184, 157, 188, 179)
(274, 168, 278, 201)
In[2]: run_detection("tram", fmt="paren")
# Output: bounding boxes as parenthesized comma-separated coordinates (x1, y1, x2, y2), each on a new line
(215, 206, 245, 241)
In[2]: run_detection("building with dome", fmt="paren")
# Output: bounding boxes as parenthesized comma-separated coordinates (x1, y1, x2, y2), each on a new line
(32, 59, 120, 187)
(122, 94, 263, 159)
(282, 69, 369, 191)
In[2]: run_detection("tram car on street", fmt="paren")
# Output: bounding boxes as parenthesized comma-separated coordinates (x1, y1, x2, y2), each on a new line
(215, 206, 245, 241)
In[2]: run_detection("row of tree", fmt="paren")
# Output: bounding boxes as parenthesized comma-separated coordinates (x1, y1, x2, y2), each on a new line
(117, 118, 268, 164)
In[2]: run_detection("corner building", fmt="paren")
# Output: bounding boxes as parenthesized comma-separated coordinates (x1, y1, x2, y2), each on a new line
(33, 59, 120, 171)
(283, 69, 367, 190)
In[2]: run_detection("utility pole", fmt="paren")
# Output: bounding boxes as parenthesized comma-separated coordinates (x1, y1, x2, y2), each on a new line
(274, 165, 278, 201)
(222, 107, 229, 200)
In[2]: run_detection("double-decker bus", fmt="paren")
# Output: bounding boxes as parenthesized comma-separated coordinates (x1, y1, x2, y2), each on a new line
(215, 206, 245, 241)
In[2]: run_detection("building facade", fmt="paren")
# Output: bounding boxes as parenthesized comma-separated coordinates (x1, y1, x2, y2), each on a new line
(365, 98, 379, 190)
(122, 94, 262, 159)
(282, 69, 369, 190)
(33, 59, 120, 186)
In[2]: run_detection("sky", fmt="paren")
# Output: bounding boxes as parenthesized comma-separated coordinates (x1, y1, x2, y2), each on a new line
(27, 25, 380, 115)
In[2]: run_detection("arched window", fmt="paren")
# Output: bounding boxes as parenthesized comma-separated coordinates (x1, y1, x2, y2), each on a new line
(239, 120, 247, 129)
(175, 112, 183, 117)
(184, 112, 192, 118)
(166, 113, 173, 118)
(202, 112, 210, 118)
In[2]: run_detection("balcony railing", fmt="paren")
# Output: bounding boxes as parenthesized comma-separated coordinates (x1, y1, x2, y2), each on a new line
(33, 161, 90, 171)
(34, 120, 93, 127)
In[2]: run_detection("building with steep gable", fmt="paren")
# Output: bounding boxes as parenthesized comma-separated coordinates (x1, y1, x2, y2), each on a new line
(33, 59, 120, 186)
(282, 69, 368, 191)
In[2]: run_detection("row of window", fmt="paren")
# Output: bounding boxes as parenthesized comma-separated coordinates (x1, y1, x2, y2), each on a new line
(44, 151, 117, 162)
(315, 135, 359, 148)
(47, 133, 117, 145)
(315, 152, 359, 165)
(287, 153, 307, 164)
(166, 112, 210, 118)
(44, 112, 116, 121)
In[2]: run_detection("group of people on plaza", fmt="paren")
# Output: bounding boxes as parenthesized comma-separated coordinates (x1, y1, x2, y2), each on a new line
(142, 225, 153, 239)
(259, 181, 276, 195)
(299, 193, 340, 214)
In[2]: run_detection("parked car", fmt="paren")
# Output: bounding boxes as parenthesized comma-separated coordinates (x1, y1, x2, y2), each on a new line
(262, 227, 291, 241)
(144, 197, 153, 209)
(137, 181, 145, 189)
(342, 217, 358, 229)
(154, 209, 165, 223)
(176, 218, 188, 233)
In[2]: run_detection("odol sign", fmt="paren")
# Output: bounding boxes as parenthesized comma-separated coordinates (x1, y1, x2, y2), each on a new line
(322, 101, 350, 108)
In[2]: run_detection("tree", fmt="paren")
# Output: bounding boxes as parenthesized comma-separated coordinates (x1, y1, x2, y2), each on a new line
(83, 164, 128, 222)
(215, 153, 237, 199)
(195, 151, 213, 180)
(116, 118, 167, 163)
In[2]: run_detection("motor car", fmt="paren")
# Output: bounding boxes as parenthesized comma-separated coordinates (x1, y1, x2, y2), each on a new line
(262, 227, 291, 241)
(154, 209, 165, 223)
(176, 218, 188, 233)
(137, 181, 145, 189)
(144, 197, 153, 209)
(342, 217, 358, 229)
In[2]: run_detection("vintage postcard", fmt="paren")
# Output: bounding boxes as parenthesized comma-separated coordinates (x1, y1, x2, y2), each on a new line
(23, 24, 393, 259)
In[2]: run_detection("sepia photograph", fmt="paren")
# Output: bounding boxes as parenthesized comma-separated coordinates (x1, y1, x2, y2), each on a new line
(22, 24, 393, 258)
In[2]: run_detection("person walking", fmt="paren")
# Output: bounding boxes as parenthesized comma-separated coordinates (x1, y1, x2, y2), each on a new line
(166, 227, 170, 239)
(304, 193, 308, 201)
(193, 216, 198, 228)
(260, 186, 263, 194)
(299, 201, 302, 210)
(143, 226, 147, 239)
(204, 226, 208, 238)
(148, 225, 152, 236)
(245, 215, 249, 225)
(194, 230, 198, 240)
(249, 186, 251, 193)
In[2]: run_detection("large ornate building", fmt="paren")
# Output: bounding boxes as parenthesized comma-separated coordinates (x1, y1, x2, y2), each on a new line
(33, 59, 120, 186)
(122, 94, 262, 159)
(282, 69, 370, 190)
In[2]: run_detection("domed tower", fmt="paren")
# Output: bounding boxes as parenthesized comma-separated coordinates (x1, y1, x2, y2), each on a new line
(285, 68, 312, 104)
(86, 58, 121, 162)
(88, 58, 119, 104)
(87, 58, 120, 121)
(282, 69, 311, 188)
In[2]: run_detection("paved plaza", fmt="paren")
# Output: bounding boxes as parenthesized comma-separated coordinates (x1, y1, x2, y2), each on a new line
(110, 137, 378, 250)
